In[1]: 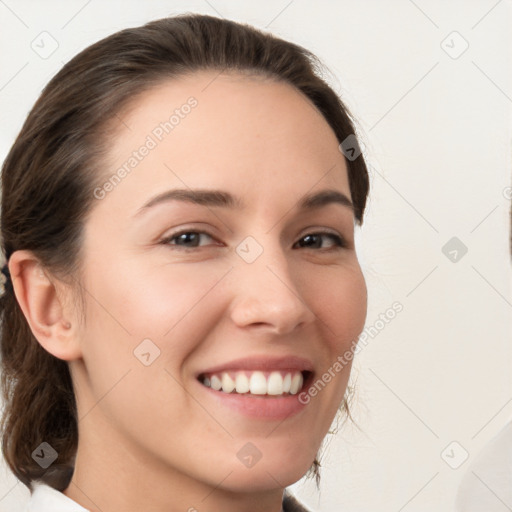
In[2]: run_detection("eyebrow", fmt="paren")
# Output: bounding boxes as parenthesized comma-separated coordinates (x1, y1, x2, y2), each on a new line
(133, 188, 354, 218)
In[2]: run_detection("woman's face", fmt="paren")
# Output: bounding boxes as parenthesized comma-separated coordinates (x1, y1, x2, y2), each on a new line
(70, 71, 367, 494)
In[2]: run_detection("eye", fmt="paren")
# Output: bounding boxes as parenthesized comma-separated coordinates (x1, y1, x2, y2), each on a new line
(160, 229, 347, 251)
(294, 232, 346, 250)
(160, 230, 219, 249)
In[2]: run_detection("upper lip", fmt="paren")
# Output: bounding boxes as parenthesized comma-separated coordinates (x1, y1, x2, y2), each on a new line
(196, 355, 314, 377)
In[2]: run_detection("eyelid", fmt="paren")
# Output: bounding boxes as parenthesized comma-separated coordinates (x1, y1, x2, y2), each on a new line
(297, 224, 349, 242)
(159, 222, 220, 239)
(297, 225, 340, 238)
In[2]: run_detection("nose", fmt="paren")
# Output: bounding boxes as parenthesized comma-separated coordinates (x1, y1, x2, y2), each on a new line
(228, 240, 316, 335)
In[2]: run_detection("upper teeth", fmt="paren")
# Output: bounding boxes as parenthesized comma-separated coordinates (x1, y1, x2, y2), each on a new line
(201, 370, 304, 396)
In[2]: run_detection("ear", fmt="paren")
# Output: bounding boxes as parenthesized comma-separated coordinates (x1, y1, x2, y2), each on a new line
(8, 250, 82, 361)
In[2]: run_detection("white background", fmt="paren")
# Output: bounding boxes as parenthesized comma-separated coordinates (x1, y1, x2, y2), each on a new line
(1, 1, 511, 511)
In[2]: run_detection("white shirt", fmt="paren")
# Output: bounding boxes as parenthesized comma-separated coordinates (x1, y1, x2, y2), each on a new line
(24, 480, 89, 511)
(24, 480, 289, 512)
(455, 419, 512, 511)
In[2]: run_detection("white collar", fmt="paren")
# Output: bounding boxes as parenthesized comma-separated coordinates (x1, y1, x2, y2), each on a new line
(25, 481, 90, 512)
(27, 481, 290, 511)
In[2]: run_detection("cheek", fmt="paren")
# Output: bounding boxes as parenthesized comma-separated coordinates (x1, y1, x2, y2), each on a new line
(75, 262, 231, 425)
(82, 261, 231, 364)
(308, 263, 367, 347)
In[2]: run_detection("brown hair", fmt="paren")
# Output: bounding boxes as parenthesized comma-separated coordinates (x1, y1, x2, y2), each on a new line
(0, 13, 369, 493)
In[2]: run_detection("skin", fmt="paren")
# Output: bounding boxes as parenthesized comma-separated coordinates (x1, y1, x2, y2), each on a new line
(10, 71, 367, 512)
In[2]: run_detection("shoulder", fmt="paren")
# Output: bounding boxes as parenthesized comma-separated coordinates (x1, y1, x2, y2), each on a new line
(283, 489, 312, 512)
(455, 420, 512, 511)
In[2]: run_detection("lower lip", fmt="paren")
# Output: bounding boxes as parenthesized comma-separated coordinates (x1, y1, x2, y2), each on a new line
(196, 377, 312, 420)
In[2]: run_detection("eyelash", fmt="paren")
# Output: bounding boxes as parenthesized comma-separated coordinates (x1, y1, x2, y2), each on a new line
(159, 229, 347, 251)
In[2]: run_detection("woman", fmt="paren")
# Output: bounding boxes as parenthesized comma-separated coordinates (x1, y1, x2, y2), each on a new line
(0, 14, 369, 512)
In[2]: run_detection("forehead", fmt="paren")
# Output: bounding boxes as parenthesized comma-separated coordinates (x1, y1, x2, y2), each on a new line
(95, 70, 350, 215)
(110, 70, 342, 157)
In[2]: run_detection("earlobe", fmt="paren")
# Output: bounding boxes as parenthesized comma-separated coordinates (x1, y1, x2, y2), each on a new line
(8, 250, 81, 361)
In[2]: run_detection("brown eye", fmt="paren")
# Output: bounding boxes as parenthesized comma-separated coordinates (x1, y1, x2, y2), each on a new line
(161, 231, 217, 248)
(295, 232, 346, 250)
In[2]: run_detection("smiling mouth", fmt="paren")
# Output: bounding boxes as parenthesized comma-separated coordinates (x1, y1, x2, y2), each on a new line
(198, 370, 312, 397)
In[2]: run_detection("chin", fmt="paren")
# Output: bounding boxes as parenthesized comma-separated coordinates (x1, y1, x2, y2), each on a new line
(218, 450, 316, 492)
(224, 468, 310, 493)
